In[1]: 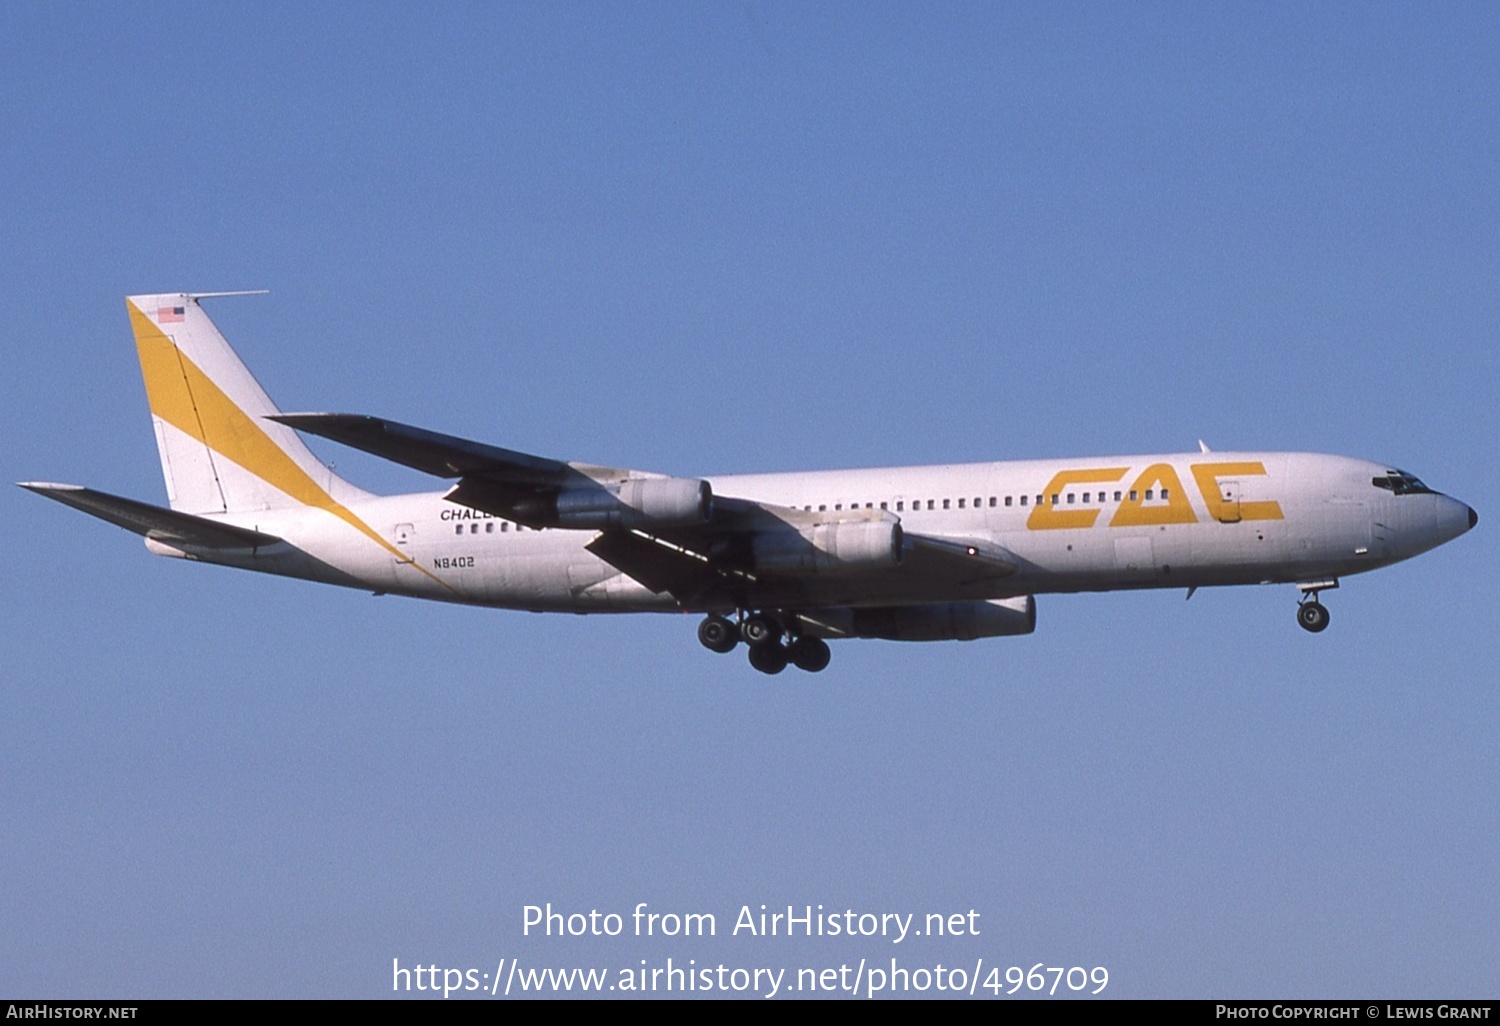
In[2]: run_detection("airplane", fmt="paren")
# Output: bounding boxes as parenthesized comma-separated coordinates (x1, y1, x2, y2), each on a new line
(20, 292, 1478, 674)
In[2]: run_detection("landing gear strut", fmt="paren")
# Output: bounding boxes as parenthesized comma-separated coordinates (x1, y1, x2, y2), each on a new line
(696, 612, 833, 673)
(1295, 579, 1337, 633)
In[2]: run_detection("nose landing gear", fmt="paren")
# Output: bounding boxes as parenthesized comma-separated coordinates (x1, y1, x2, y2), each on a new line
(1296, 600, 1330, 633)
(696, 611, 832, 673)
(1295, 579, 1337, 633)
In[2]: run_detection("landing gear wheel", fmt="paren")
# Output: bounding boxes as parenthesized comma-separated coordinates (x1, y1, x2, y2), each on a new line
(740, 614, 782, 648)
(747, 643, 789, 675)
(788, 636, 832, 673)
(1297, 601, 1330, 633)
(697, 615, 738, 653)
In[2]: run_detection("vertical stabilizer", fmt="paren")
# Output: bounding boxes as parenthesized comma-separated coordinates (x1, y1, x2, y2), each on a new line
(127, 293, 370, 514)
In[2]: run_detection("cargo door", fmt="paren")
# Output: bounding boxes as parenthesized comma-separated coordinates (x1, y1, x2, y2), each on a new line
(1216, 481, 1241, 523)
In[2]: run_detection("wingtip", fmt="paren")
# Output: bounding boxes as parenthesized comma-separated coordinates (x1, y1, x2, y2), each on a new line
(16, 481, 83, 492)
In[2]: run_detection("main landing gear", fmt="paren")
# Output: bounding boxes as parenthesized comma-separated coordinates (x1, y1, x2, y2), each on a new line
(1295, 580, 1337, 633)
(697, 612, 832, 674)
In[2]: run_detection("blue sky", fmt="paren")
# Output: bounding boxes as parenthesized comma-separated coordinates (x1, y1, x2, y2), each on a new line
(2, 2, 1496, 998)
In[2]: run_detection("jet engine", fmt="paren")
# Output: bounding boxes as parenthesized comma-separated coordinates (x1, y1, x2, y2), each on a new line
(552, 477, 713, 529)
(751, 520, 904, 575)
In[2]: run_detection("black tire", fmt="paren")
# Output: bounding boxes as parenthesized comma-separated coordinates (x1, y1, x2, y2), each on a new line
(740, 613, 781, 648)
(789, 636, 832, 673)
(697, 615, 738, 653)
(747, 643, 788, 675)
(1297, 602, 1330, 633)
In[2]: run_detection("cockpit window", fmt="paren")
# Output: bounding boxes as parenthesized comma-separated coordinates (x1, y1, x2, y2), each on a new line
(1372, 470, 1433, 495)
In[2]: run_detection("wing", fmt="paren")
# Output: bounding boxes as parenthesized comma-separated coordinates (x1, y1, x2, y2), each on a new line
(272, 411, 655, 527)
(270, 413, 580, 481)
(272, 413, 1018, 607)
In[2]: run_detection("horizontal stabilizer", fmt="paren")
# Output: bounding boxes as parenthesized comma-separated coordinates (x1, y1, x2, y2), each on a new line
(270, 413, 575, 482)
(17, 483, 281, 549)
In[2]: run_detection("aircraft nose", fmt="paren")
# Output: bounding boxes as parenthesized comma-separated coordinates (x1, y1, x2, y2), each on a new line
(1393, 494, 1475, 558)
(1439, 495, 1476, 543)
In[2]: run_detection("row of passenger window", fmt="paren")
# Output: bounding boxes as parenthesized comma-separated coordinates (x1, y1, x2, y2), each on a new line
(799, 489, 1169, 513)
(450, 486, 1175, 535)
(453, 521, 540, 535)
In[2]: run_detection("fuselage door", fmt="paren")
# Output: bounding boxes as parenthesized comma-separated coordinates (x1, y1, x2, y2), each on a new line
(393, 522, 415, 563)
(1217, 481, 1242, 523)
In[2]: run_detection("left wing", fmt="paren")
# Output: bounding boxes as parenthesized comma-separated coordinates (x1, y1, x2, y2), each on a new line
(273, 413, 1018, 605)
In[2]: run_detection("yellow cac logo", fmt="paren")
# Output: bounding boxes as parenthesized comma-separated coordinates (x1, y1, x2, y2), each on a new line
(1026, 462, 1283, 531)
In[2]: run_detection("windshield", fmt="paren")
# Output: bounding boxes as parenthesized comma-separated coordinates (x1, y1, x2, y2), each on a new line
(1372, 470, 1433, 495)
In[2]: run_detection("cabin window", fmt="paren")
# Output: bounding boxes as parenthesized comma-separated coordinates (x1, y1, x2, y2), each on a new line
(1114, 491, 1122, 501)
(501, 523, 509, 532)
(819, 504, 826, 512)
(1036, 495, 1043, 505)
(1161, 487, 1170, 499)
(989, 496, 996, 507)
(1130, 491, 1138, 501)
(957, 498, 965, 509)
(1145, 490, 1154, 501)
(1067, 493, 1075, 504)
(879, 501, 887, 510)
(927, 500, 935, 510)
(1005, 496, 1013, 507)
(454, 524, 463, 535)
(486, 522, 494, 533)
(1051, 494, 1059, 505)
(1019, 495, 1027, 507)
(896, 501, 903, 511)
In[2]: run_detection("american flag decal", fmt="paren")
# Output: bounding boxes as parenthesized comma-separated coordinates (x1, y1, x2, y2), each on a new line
(157, 306, 185, 323)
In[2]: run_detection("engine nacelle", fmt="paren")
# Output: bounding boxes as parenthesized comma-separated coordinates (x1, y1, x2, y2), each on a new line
(751, 520, 903, 575)
(802, 596, 1036, 641)
(553, 477, 713, 529)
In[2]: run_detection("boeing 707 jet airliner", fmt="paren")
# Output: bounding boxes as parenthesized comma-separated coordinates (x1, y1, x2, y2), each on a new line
(21, 293, 1477, 674)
